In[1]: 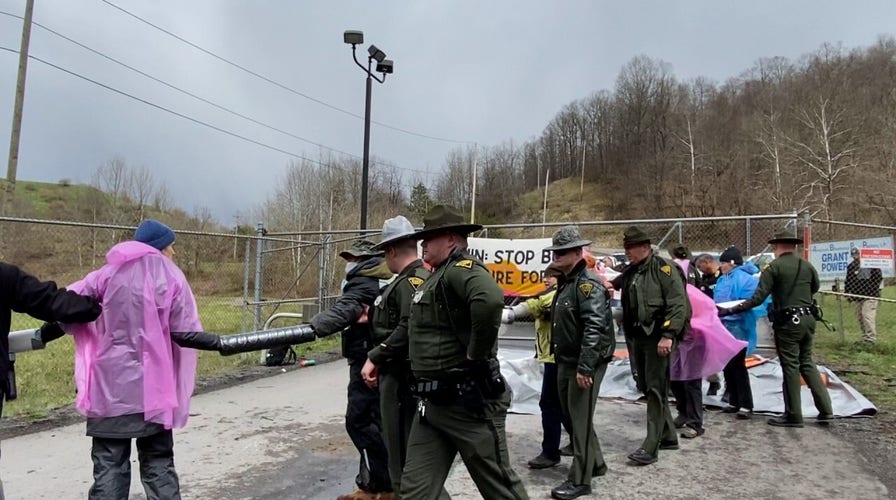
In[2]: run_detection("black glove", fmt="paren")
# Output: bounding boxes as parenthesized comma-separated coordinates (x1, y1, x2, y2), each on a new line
(716, 306, 733, 318)
(38, 322, 67, 344)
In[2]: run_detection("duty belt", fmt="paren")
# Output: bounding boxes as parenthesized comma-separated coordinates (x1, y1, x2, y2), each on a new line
(779, 306, 815, 325)
(781, 306, 813, 316)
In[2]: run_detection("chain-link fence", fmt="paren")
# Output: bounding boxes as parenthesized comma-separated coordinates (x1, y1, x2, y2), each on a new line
(481, 213, 799, 269)
(810, 219, 895, 345)
(0, 217, 262, 335)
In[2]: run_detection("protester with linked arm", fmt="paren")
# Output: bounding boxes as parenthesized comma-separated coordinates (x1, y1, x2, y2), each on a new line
(308, 239, 395, 500)
(0, 261, 101, 500)
(713, 246, 761, 420)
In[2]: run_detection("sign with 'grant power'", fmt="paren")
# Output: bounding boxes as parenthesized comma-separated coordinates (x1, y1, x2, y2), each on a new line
(467, 237, 554, 297)
(809, 236, 895, 282)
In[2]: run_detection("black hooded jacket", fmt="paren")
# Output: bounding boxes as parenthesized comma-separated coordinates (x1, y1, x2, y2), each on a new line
(1, 262, 101, 397)
(311, 257, 394, 361)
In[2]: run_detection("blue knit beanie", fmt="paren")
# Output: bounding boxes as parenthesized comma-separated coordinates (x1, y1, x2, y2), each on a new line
(134, 219, 176, 251)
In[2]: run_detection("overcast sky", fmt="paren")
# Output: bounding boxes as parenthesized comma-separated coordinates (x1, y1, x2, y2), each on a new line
(1, 0, 894, 225)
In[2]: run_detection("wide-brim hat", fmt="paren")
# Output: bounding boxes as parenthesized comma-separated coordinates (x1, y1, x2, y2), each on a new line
(622, 226, 651, 247)
(544, 225, 592, 251)
(768, 230, 803, 245)
(411, 204, 482, 240)
(372, 215, 418, 250)
(339, 239, 384, 259)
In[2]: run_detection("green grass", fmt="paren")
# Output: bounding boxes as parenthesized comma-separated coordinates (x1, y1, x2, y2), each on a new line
(4, 296, 338, 418)
(814, 287, 896, 412)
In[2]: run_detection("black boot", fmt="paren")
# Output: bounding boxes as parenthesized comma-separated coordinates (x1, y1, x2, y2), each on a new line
(551, 480, 592, 500)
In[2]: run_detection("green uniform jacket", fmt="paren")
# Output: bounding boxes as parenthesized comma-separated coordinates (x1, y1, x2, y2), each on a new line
(524, 288, 556, 363)
(408, 249, 504, 376)
(550, 259, 615, 375)
(612, 252, 691, 339)
(368, 259, 431, 366)
(733, 252, 819, 312)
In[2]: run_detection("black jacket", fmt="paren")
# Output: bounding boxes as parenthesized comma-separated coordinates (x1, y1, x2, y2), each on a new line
(844, 259, 882, 301)
(311, 257, 393, 361)
(1, 262, 101, 397)
(550, 259, 615, 375)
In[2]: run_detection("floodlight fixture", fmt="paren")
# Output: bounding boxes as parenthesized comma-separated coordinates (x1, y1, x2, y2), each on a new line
(376, 59, 394, 74)
(367, 44, 386, 63)
(343, 31, 395, 231)
(343, 30, 364, 45)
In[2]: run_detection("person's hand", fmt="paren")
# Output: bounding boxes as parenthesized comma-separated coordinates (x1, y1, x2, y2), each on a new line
(37, 322, 66, 344)
(501, 307, 515, 324)
(576, 373, 594, 389)
(716, 306, 733, 317)
(361, 359, 378, 388)
(657, 337, 673, 357)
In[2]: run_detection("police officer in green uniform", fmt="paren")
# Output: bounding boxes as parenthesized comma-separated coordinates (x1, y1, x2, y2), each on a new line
(360, 216, 448, 499)
(610, 226, 691, 465)
(400, 205, 529, 500)
(546, 226, 615, 500)
(719, 231, 833, 427)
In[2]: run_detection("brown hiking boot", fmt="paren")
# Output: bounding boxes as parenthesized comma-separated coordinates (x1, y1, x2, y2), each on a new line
(336, 489, 386, 500)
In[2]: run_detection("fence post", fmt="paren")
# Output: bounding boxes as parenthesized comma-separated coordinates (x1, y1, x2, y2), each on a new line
(834, 277, 845, 342)
(242, 238, 251, 333)
(318, 234, 330, 312)
(745, 217, 751, 256)
(253, 222, 265, 331)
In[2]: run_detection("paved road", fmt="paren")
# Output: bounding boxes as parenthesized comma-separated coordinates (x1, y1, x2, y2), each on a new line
(3, 359, 890, 499)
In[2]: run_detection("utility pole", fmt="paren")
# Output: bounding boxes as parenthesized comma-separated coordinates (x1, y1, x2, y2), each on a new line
(470, 145, 478, 224)
(3, 0, 35, 215)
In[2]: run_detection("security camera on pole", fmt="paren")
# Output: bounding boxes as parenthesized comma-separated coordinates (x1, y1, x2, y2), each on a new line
(343, 30, 394, 233)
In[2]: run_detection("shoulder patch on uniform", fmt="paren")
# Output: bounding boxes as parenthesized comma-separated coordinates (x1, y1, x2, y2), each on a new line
(455, 259, 474, 269)
(579, 283, 594, 298)
(407, 276, 425, 290)
(660, 265, 672, 276)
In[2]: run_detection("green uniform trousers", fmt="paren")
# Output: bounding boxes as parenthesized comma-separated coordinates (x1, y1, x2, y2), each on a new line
(630, 333, 677, 457)
(379, 370, 450, 500)
(557, 362, 608, 485)
(400, 390, 529, 500)
(379, 370, 415, 496)
(773, 317, 833, 422)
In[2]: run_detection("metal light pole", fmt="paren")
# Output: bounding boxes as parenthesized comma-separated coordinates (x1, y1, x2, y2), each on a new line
(344, 30, 393, 232)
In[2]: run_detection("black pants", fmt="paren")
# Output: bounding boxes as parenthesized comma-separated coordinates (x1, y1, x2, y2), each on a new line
(346, 359, 391, 493)
(722, 347, 753, 410)
(89, 430, 179, 500)
(671, 379, 703, 430)
(539, 362, 572, 460)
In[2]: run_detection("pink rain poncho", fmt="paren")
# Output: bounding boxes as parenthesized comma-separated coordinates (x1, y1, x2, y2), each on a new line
(670, 284, 747, 381)
(66, 241, 202, 429)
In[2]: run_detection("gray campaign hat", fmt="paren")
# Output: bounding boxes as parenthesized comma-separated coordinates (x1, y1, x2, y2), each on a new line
(338, 239, 384, 260)
(372, 216, 418, 250)
(544, 225, 592, 251)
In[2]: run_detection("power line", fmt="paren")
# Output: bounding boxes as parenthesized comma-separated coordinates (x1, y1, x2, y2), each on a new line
(100, 0, 476, 145)
(0, 9, 357, 160)
(0, 44, 438, 181)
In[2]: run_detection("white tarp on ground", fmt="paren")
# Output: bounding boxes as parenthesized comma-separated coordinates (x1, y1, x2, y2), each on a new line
(498, 346, 878, 417)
